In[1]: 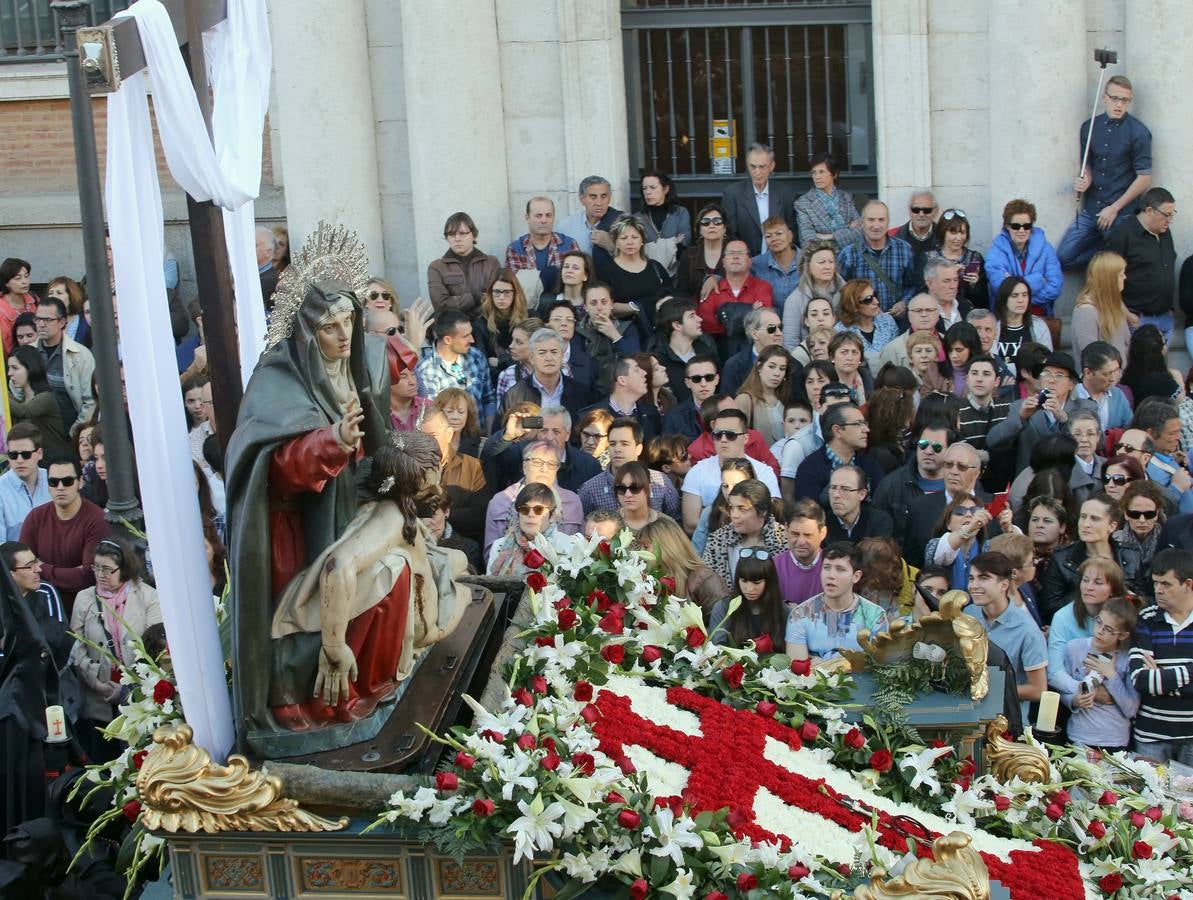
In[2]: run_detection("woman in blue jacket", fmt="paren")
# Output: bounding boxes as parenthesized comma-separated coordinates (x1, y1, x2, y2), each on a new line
(986, 199, 1063, 315)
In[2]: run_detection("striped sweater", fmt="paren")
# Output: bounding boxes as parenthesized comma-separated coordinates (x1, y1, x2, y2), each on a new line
(1128, 605, 1193, 741)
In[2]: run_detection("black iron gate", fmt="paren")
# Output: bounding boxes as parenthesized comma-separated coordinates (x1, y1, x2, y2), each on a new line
(622, 0, 876, 207)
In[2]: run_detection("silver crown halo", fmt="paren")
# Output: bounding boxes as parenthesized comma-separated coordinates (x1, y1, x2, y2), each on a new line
(265, 221, 371, 349)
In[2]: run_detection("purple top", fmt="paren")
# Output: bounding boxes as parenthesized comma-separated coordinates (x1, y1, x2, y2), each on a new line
(774, 550, 823, 606)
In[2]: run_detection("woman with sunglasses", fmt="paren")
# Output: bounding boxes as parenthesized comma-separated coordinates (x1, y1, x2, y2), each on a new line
(1046, 557, 1125, 700)
(734, 345, 795, 446)
(701, 479, 785, 586)
(427, 212, 501, 317)
(1114, 479, 1165, 563)
(676, 203, 729, 300)
(836, 278, 898, 364)
(781, 239, 843, 348)
(68, 537, 160, 762)
(472, 270, 528, 383)
(985, 198, 1063, 316)
(1099, 454, 1144, 502)
(708, 550, 786, 648)
(362, 276, 399, 314)
(993, 277, 1053, 365)
(486, 482, 567, 576)
(934, 209, 988, 309)
(924, 493, 1002, 591)
(1037, 493, 1147, 626)
(612, 461, 660, 532)
(7, 344, 71, 460)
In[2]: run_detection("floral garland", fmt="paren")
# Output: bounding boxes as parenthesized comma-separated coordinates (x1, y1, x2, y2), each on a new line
(368, 530, 1193, 899)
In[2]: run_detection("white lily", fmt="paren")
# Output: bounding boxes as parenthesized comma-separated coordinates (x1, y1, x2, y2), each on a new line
(610, 847, 643, 878)
(491, 749, 538, 801)
(645, 808, 704, 867)
(899, 745, 953, 796)
(557, 797, 599, 837)
(506, 793, 566, 864)
(462, 693, 530, 736)
(660, 867, 697, 900)
(940, 783, 994, 827)
(559, 852, 599, 883)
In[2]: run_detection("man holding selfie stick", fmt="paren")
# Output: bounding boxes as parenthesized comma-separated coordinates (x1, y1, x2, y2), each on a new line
(1057, 53, 1153, 270)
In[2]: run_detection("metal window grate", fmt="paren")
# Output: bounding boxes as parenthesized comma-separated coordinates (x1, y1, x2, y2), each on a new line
(0, 0, 130, 62)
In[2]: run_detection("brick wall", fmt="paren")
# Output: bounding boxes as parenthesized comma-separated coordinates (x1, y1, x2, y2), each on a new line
(0, 96, 274, 194)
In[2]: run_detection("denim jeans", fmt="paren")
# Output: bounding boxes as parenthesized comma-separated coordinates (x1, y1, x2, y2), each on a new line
(1057, 208, 1133, 270)
(1135, 312, 1174, 345)
(1134, 737, 1193, 766)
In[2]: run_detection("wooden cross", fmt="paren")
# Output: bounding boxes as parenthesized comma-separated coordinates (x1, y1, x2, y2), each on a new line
(60, 0, 244, 452)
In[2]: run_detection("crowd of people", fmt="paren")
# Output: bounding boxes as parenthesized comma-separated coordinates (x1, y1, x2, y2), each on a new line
(3, 74, 1193, 849)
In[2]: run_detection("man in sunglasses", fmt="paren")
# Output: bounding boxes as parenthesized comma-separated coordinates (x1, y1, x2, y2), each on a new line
(662, 355, 721, 440)
(680, 408, 779, 534)
(888, 189, 940, 258)
(791, 402, 885, 506)
(719, 143, 798, 257)
(902, 442, 991, 569)
(0, 423, 49, 541)
(874, 423, 953, 552)
(19, 458, 111, 613)
(687, 394, 780, 474)
(720, 306, 795, 397)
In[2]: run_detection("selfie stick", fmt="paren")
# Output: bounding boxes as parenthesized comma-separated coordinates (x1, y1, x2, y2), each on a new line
(1078, 49, 1119, 189)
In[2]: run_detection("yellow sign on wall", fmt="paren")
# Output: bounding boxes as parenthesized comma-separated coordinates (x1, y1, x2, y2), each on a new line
(710, 119, 737, 175)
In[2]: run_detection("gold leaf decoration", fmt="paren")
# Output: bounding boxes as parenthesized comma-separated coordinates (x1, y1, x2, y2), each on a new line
(853, 831, 991, 899)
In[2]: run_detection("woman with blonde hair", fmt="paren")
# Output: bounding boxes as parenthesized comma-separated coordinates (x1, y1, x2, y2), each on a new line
(597, 215, 673, 323)
(362, 276, 398, 313)
(734, 345, 795, 445)
(473, 269, 528, 381)
(636, 515, 728, 617)
(905, 330, 950, 398)
(1071, 251, 1130, 361)
(781, 239, 843, 347)
(430, 387, 482, 458)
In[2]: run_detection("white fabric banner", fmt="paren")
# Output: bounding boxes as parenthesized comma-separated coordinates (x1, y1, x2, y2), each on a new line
(105, 0, 272, 759)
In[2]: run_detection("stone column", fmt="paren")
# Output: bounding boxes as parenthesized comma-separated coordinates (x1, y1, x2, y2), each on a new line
(987, 0, 1087, 248)
(270, 0, 385, 272)
(871, 0, 932, 203)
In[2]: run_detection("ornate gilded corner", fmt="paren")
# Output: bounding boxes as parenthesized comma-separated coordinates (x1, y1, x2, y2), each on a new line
(136, 724, 348, 834)
(984, 715, 1051, 784)
(853, 831, 990, 899)
(840, 590, 989, 701)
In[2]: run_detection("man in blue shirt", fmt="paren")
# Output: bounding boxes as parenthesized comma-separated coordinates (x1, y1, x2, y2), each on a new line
(836, 201, 918, 317)
(415, 310, 497, 428)
(556, 176, 623, 270)
(0, 423, 50, 542)
(1058, 75, 1153, 270)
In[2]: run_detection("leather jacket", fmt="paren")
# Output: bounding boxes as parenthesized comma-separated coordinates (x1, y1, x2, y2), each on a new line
(1036, 538, 1147, 626)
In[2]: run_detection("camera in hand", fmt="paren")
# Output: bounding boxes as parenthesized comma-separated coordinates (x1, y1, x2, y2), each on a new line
(1036, 388, 1051, 407)
(521, 416, 544, 430)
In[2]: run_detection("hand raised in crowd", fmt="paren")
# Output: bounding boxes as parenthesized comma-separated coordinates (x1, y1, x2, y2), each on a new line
(960, 508, 992, 540)
(1019, 392, 1043, 420)
(401, 297, 434, 351)
(191, 344, 208, 372)
(502, 412, 531, 442)
(337, 396, 365, 449)
(997, 506, 1015, 534)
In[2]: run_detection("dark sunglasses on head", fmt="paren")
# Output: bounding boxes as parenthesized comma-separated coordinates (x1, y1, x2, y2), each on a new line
(687, 373, 718, 383)
(48, 476, 77, 487)
(615, 483, 645, 495)
(516, 504, 551, 516)
(1125, 508, 1158, 520)
(1103, 473, 1136, 485)
(739, 548, 772, 561)
(366, 290, 394, 301)
(917, 439, 944, 453)
(7, 450, 34, 460)
(711, 429, 744, 441)
(699, 217, 724, 227)
(1007, 222, 1033, 231)
(941, 209, 968, 221)
(910, 206, 935, 214)
(822, 388, 854, 400)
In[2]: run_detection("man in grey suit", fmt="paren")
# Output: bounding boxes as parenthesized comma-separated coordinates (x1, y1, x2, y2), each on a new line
(720, 143, 799, 256)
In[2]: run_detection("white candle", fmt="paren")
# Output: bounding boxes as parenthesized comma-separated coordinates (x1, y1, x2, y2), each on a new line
(1036, 691, 1060, 733)
(44, 705, 68, 743)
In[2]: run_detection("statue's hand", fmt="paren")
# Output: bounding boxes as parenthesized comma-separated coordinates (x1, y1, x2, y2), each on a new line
(314, 643, 358, 707)
(337, 397, 365, 449)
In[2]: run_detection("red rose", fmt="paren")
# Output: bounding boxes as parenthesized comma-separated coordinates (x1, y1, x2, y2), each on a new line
(435, 771, 458, 791)
(530, 675, 548, 694)
(605, 791, 626, 805)
(534, 636, 554, 647)
(868, 749, 893, 773)
(1132, 840, 1153, 860)
(472, 798, 495, 817)
(958, 757, 976, 777)
(993, 794, 1011, 811)
(752, 634, 774, 654)
(684, 625, 706, 647)
(1145, 806, 1163, 822)
(844, 728, 865, 750)
(571, 752, 595, 775)
(152, 679, 175, 705)
(553, 598, 572, 610)
(131, 749, 148, 770)
(588, 589, 612, 611)
(540, 752, 561, 771)
(1098, 873, 1123, 893)
(1088, 820, 1106, 839)
(1098, 790, 1118, 806)
(800, 720, 820, 742)
(790, 658, 812, 676)
(837, 863, 851, 876)
(788, 863, 810, 880)
(482, 729, 503, 742)
(454, 751, 475, 770)
(516, 733, 537, 750)
(512, 687, 534, 707)
(736, 873, 758, 892)
(629, 879, 648, 900)
(642, 645, 663, 663)
(121, 800, 142, 821)
(756, 700, 777, 718)
(526, 571, 548, 592)
(580, 704, 600, 723)
(598, 540, 612, 558)
(659, 575, 676, 594)
(598, 612, 625, 634)
(618, 809, 642, 829)
(1130, 811, 1147, 828)
(1045, 803, 1064, 821)
(573, 680, 594, 701)
(601, 644, 626, 665)
(617, 754, 636, 774)
(557, 608, 578, 630)
(954, 776, 971, 792)
(523, 548, 545, 569)
(705, 892, 729, 900)
(1052, 788, 1071, 806)
(721, 662, 745, 689)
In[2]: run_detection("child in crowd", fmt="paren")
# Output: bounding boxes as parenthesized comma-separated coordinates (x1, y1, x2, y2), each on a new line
(1060, 597, 1140, 751)
(709, 551, 786, 650)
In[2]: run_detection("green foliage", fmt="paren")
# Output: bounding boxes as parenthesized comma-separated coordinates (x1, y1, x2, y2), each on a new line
(867, 647, 972, 744)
